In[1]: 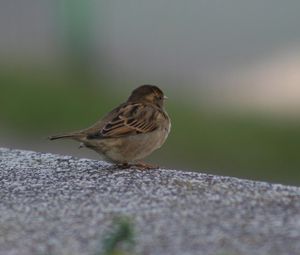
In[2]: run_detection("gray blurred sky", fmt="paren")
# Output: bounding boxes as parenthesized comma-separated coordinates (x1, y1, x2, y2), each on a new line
(1, 0, 300, 94)
(103, 1, 300, 84)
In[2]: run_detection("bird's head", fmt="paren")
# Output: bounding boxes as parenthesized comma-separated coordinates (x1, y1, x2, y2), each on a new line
(127, 85, 167, 107)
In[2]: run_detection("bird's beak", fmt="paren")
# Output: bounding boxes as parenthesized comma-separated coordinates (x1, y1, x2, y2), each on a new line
(164, 95, 168, 99)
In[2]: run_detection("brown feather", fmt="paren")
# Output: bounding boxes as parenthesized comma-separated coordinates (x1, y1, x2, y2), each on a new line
(49, 84, 171, 164)
(87, 103, 160, 139)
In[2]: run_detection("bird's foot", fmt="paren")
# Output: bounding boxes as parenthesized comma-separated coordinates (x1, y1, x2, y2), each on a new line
(131, 162, 158, 170)
(115, 162, 158, 170)
(116, 163, 131, 169)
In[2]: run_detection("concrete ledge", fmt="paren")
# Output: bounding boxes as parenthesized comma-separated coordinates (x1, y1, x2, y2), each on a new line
(0, 147, 300, 255)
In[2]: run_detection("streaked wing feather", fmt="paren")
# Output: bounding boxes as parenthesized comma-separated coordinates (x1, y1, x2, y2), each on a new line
(88, 103, 158, 139)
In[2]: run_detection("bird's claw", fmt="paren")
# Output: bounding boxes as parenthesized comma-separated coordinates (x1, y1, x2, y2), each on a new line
(115, 162, 158, 170)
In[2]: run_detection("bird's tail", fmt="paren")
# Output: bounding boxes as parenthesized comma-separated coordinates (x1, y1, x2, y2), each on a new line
(48, 132, 83, 141)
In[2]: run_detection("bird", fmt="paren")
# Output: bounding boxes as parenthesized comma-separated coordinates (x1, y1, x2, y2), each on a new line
(49, 85, 171, 169)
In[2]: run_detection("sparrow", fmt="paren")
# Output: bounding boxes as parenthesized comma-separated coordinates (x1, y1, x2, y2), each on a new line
(49, 85, 171, 168)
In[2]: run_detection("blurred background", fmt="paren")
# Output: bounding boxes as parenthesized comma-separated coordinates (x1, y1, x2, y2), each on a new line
(1, 0, 300, 185)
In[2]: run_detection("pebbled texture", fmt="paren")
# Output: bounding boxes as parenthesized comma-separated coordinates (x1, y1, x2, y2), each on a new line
(0, 147, 300, 255)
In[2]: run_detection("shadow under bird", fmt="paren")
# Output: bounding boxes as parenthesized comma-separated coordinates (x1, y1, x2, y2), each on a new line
(49, 85, 171, 168)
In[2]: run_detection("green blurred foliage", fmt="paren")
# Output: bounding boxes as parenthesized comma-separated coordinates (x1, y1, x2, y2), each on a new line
(1, 70, 300, 185)
(100, 217, 135, 255)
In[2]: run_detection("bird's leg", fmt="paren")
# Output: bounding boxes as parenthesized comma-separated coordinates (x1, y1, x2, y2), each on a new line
(115, 162, 158, 170)
(116, 162, 131, 169)
(132, 162, 158, 170)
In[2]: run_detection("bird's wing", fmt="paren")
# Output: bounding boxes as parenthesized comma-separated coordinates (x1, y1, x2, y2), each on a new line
(87, 103, 159, 139)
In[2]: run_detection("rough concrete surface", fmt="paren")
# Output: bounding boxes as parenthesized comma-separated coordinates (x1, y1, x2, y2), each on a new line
(0, 147, 300, 255)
